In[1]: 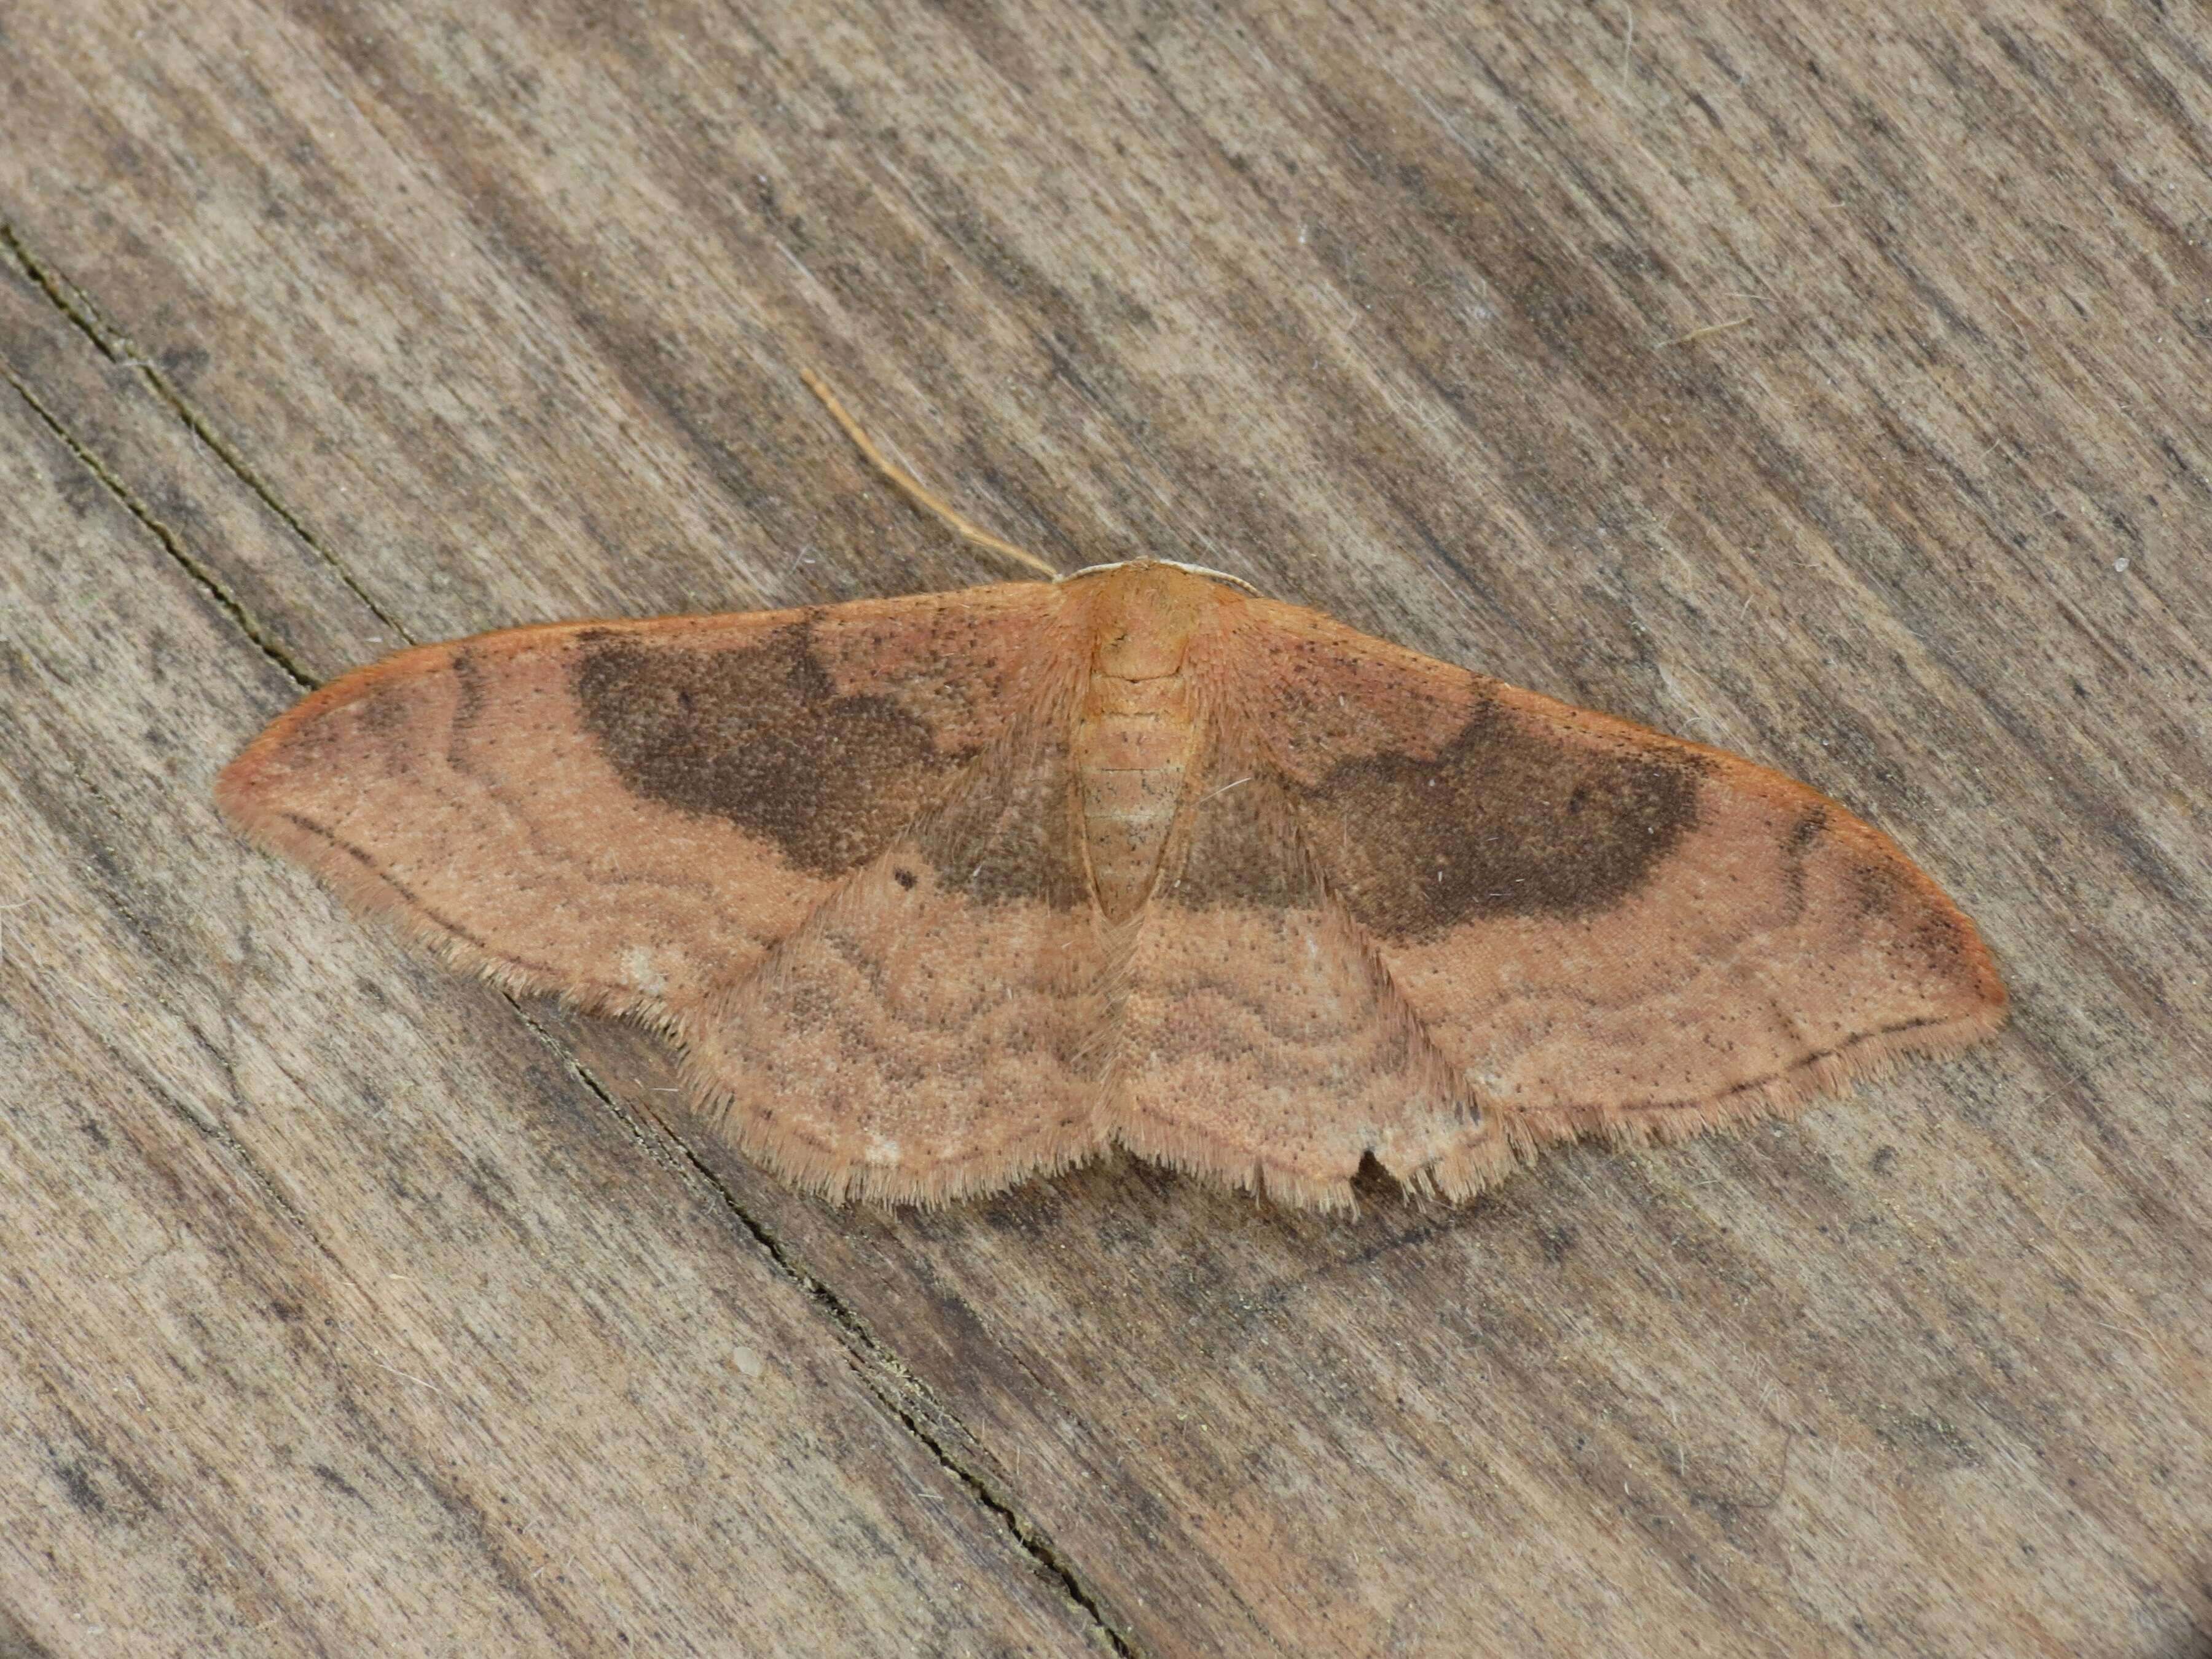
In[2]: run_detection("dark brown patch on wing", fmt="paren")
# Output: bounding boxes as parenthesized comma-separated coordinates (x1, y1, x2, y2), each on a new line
(447, 644, 489, 737)
(1288, 696, 1706, 940)
(1779, 803, 1829, 914)
(349, 672, 417, 742)
(911, 720, 1090, 909)
(573, 624, 973, 877)
(1845, 845, 1995, 986)
(1902, 901, 1986, 982)
(1164, 774, 1316, 913)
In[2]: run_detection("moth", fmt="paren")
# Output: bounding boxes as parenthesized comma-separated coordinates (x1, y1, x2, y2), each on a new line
(220, 391, 2005, 1211)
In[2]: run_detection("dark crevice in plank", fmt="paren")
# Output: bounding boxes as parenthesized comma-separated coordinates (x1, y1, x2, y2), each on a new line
(839, 1353, 1140, 1658)
(0, 358, 316, 691)
(504, 1000, 1140, 1657)
(0, 216, 411, 651)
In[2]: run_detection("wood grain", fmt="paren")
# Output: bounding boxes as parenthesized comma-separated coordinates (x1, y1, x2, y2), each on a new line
(1, 0, 2206, 1653)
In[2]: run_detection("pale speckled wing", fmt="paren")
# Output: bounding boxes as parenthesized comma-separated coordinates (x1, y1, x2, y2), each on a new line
(216, 581, 1068, 1040)
(1111, 739, 1469, 1213)
(1219, 594, 2007, 1194)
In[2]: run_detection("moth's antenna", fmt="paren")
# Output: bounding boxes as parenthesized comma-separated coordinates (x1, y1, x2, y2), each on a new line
(801, 370, 1060, 580)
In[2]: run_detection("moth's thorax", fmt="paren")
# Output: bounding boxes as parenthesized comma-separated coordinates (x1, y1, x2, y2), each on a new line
(1072, 565, 1225, 921)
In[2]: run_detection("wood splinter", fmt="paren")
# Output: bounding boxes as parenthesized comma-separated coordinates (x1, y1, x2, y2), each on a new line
(219, 377, 2006, 1211)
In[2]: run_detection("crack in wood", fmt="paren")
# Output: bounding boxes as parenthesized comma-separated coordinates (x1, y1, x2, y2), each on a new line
(527, 1014, 1144, 1657)
(0, 215, 409, 646)
(0, 354, 316, 691)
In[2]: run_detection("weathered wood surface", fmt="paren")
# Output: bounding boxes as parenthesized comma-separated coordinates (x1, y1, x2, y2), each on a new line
(1, 1, 2206, 1653)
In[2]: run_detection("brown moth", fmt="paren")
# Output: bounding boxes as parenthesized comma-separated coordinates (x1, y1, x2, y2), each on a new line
(219, 553, 2005, 1211)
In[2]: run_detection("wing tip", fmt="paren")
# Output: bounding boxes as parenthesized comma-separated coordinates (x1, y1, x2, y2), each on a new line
(1420, 1001, 2010, 1202)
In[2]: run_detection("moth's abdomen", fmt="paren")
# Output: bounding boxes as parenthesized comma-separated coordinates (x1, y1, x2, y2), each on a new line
(1076, 672, 1196, 922)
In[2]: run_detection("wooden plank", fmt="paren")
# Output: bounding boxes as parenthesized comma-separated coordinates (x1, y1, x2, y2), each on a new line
(0, 270, 1104, 1655)
(2, 0, 2207, 1653)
